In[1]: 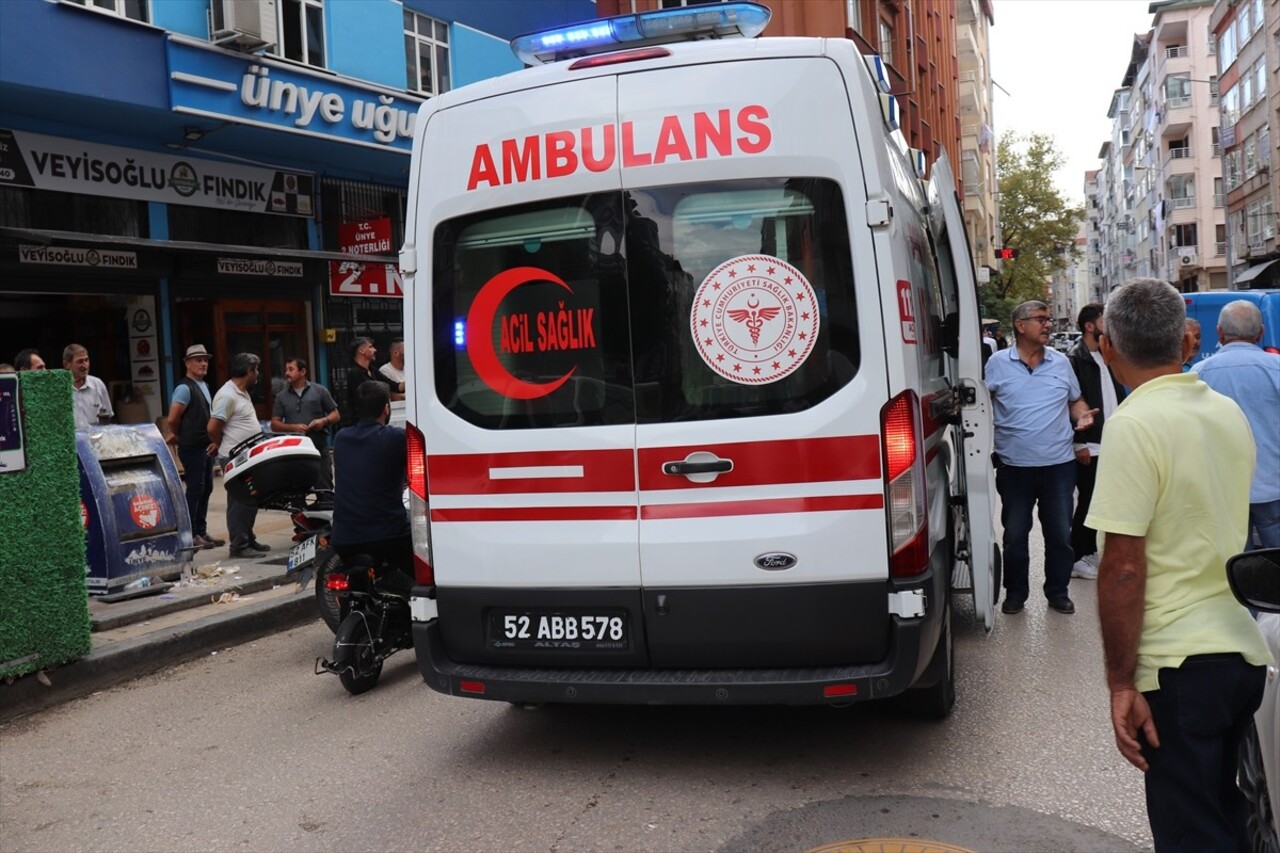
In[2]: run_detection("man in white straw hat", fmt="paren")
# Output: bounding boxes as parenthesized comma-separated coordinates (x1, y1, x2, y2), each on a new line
(166, 344, 224, 550)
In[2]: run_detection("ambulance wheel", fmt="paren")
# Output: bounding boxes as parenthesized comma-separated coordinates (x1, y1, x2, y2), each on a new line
(335, 613, 382, 695)
(315, 548, 344, 634)
(907, 608, 955, 720)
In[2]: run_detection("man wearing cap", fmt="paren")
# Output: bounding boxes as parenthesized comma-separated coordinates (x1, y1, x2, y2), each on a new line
(167, 345, 224, 550)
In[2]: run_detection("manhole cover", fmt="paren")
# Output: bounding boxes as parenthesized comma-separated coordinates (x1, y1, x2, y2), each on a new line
(807, 841, 975, 853)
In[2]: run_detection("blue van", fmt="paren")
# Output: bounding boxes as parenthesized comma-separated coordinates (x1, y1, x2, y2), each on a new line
(1183, 289, 1280, 367)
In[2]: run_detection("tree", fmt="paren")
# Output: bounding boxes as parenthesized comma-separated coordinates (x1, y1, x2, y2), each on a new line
(983, 131, 1084, 320)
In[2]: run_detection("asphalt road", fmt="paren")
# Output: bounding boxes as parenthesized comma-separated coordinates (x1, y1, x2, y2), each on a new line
(1, 558, 1153, 853)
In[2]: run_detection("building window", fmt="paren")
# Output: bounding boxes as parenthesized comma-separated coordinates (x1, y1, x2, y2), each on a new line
(1173, 223, 1197, 248)
(275, 0, 325, 68)
(404, 10, 450, 96)
(846, 0, 861, 33)
(64, 0, 147, 23)
(878, 19, 894, 67)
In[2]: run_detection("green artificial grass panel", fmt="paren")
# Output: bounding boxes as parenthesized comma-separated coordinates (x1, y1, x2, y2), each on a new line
(0, 370, 90, 677)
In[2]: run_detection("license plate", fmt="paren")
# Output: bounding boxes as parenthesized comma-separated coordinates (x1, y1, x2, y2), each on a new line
(288, 537, 317, 570)
(489, 611, 629, 651)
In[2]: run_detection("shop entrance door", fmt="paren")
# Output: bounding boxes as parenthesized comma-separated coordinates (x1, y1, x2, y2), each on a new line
(177, 299, 309, 419)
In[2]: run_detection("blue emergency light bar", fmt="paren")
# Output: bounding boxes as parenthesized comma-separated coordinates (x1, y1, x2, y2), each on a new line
(512, 2, 772, 66)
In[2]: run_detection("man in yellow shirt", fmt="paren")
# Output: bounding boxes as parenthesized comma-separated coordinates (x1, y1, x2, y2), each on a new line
(1087, 277, 1272, 851)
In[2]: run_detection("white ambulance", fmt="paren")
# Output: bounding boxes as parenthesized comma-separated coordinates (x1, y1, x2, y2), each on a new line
(399, 2, 996, 715)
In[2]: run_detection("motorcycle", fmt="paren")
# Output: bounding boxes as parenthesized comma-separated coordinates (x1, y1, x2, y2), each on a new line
(314, 554, 414, 694)
(220, 432, 343, 631)
(282, 491, 345, 633)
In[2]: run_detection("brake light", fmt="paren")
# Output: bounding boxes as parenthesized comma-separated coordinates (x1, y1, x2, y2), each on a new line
(406, 421, 427, 500)
(459, 680, 485, 695)
(406, 421, 434, 586)
(324, 572, 349, 592)
(569, 47, 670, 69)
(881, 390, 929, 578)
(824, 683, 857, 698)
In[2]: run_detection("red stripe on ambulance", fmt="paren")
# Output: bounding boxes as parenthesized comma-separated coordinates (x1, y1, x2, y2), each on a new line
(426, 448, 635, 494)
(466, 106, 772, 190)
(640, 494, 883, 520)
(637, 435, 881, 491)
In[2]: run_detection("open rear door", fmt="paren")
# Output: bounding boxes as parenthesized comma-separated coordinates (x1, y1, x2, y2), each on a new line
(928, 155, 997, 631)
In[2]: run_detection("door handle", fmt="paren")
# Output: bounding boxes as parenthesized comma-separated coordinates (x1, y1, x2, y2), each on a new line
(663, 459, 733, 476)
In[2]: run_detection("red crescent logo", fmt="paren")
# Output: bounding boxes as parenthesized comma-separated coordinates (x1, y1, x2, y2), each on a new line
(466, 266, 577, 400)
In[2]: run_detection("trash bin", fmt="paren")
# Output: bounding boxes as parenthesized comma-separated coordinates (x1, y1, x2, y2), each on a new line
(77, 424, 193, 595)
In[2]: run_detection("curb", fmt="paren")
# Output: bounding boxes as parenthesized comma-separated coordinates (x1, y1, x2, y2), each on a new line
(0, 593, 318, 725)
(89, 569, 292, 633)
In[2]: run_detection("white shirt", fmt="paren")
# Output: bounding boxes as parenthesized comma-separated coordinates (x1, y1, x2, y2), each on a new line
(1082, 349, 1119, 457)
(72, 375, 113, 430)
(379, 363, 405, 385)
(210, 380, 262, 457)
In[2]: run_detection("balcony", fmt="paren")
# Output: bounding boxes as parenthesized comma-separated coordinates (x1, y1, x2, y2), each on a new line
(1216, 241, 1227, 255)
(959, 73, 980, 113)
(1171, 196, 1196, 208)
(1214, 193, 1223, 207)
(1164, 45, 1188, 58)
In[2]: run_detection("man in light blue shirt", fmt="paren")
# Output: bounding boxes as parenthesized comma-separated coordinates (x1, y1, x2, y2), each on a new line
(985, 300, 1097, 616)
(1193, 300, 1280, 550)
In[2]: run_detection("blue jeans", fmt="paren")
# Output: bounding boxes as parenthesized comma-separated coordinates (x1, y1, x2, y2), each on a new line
(996, 460, 1076, 602)
(1247, 498, 1280, 551)
(1141, 654, 1266, 852)
(178, 446, 213, 537)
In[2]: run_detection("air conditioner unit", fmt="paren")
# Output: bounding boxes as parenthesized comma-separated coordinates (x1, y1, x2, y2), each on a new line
(1179, 253, 1198, 267)
(211, 0, 277, 52)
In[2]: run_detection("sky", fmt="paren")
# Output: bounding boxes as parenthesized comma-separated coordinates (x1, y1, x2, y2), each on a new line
(989, 0, 1157, 205)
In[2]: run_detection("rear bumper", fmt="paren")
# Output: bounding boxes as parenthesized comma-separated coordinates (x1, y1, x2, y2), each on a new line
(411, 612, 932, 706)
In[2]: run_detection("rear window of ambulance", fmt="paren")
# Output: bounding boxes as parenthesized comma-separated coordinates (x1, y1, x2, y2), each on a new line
(432, 178, 860, 429)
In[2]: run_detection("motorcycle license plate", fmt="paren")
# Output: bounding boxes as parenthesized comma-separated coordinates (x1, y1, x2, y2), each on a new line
(489, 611, 628, 651)
(288, 537, 317, 570)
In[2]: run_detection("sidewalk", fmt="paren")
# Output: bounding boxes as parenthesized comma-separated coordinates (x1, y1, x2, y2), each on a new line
(0, 474, 321, 723)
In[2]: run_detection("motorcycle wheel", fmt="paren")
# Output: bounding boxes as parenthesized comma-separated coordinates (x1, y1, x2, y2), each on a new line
(335, 611, 383, 695)
(314, 547, 344, 634)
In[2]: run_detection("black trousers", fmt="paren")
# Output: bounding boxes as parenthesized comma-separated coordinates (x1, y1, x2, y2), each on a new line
(1070, 457, 1098, 561)
(1140, 653, 1266, 852)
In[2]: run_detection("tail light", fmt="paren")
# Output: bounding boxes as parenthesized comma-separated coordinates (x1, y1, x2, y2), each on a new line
(881, 390, 929, 578)
(406, 420, 434, 586)
(324, 572, 350, 592)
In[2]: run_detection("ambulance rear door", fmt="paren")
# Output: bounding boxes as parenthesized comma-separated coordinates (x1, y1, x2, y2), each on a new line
(927, 154, 997, 631)
(415, 75, 648, 666)
(617, 56, 893, 668)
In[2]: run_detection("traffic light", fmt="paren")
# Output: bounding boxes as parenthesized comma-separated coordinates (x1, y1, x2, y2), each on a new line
(996, 247, 1020, 260)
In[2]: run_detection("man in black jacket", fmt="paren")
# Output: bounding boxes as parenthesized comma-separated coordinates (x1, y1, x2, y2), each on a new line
(1067, 303, 1127, 579)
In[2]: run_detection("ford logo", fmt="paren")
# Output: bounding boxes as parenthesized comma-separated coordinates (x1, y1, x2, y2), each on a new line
(754, 552, 797, 571)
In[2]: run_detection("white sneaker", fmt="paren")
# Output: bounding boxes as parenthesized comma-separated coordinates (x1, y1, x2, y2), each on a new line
(1072, 557, 1098, 579)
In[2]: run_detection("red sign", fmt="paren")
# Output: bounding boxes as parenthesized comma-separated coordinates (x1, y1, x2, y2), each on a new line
(896, 279, 917, 344)
(330, 218, 402, 298)
(339, 219, 393, 255)
(129, 493, 160, 530)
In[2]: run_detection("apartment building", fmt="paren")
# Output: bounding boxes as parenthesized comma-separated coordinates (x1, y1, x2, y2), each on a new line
(1093, 1, 1227, 296)
(1212, 0, 1278, 288)
(957, 0, 998, 276)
